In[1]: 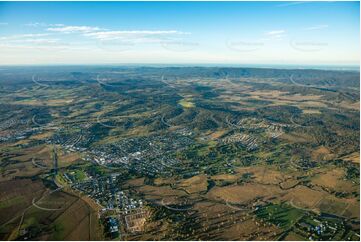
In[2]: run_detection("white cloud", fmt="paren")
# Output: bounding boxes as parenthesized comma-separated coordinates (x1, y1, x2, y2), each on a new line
(25, 22, 64, 27)
(265, 30, 286, 36)
(277, 2, 308, 7)
(11, 38, 60, 44)
(0, 33, 50, 40)
(25, 22, 47, 27)
(83, 30, 190, 46)
(0, 33, 66, 49)
(304, 24, 329, 31)
(0, 43, 87, 52)
(47, 25, 102, 33)
(263, 30, 286, 40)
(46, 26, 189, 45)
(84, 30, 189, 41)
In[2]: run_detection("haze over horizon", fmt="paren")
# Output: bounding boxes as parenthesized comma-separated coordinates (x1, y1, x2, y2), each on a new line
(0, 1, 359, 66)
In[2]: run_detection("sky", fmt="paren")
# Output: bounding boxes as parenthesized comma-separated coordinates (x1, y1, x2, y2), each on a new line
(0, 1, 359, 66)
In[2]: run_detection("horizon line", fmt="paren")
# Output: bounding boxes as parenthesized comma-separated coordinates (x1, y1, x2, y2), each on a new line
(0, 63, 359, 71)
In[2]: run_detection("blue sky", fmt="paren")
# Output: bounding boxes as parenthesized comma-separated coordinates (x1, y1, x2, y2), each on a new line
(0, 1, 359, 65)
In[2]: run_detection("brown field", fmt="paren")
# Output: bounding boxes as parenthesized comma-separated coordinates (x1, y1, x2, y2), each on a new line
(0, 179, 46, 227)
(0, 161, 43, 181)
(136, 185, 187, 200)
(50, 197, 91, 240)
(207, 183, 284, 204)
(33, 191, 101, 240)
(64, 214, 91, 240)
(193, 201, 231, 218)
(178, 174, 208, 194)
(209, 130, 227, 140)
(246, 91, 328, 112)
(338, 101, 360, 110)
(57, 152, 82, 167)
(340, 199, 360, 219)
(66, 189, 103, 240)
(0, 145, 73, 181)
(9, 145, 51, 162)
(316, 196, 359, 218)
(311, 168, 357, 193)
(126, 177, 145, 187)
(302, 109, 321, 114)
(311, 146, 335, 161)
(281, 185, 326, 210)
(279, 179, 300, 190)
(0, 145, 61, 181)
(279, 132, 314, 143)
(124, 126, 151, 137)
(235, 166, 289, 185)
(14, 99, 74, 107)
(153, 177, 176, 186)
(192, 201, 280, 240)
(211, 174, 239, 183)
(14, 193, 86, 240)
(29, 132, 54, 140)
(283, 231, 306, 241)
(341, 152, 360, 164)
(0, 178, 103, 240)
(247, 90, 290, 99)
(5, 145, 54, 169)
(221, 217, 280, 240)
(296, 101, 328, 109)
